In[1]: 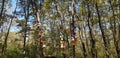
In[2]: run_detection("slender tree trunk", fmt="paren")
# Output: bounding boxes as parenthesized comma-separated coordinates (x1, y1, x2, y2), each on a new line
(71, 1, 76, 58)
(32, 0, 44, 57)
(0, 0, 5, 16)
(23, 7, 27, 58)
(95, 2, 109, 58)
(82, 15, 90, 58)
(23, 1, 30, 57)
(2, 18, 13, 57)
(36, 12, 44, 58)
(109, 1, 120, 58)
(79, 27, 87, 58)
(0, 0, 5, 28)
(87, 4, 96, 58)
(76, 13, 87, 58)
(118, 24, 120, 58)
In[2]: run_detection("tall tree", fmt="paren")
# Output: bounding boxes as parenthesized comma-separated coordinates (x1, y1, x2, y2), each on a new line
(95, 1, 109, 58)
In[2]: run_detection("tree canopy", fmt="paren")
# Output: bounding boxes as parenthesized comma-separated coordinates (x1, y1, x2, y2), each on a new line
(0, 0, 120, 58)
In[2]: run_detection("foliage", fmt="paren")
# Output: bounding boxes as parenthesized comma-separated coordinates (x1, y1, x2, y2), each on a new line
(0, 0, 120, 58)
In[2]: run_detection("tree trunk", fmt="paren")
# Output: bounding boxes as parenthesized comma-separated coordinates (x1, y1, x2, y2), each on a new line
(23, 8, 27, 58)
(95, 2, 109, 58)
(79, 28, 87, 58)
(87, 4, 96, 58)
(117, 24, 120, 58)
(71, 0, 76, 58)
(76, 12, 87, 58)
(23, 1, 30, 57)
(0, 0, 5, 28)
(2, 18, 13, 57)
(0, 0, 5, 16)
(109, 1, 120, 58)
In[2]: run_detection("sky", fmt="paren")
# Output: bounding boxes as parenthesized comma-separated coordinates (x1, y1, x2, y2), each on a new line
(0, 0, 17, 32)
(6, 0, 16, 15)
(9, 0, 18, 32)
(9, 0, 46, 32)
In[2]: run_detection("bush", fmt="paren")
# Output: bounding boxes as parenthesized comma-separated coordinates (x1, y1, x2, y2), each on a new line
(5, 46, 23, 58)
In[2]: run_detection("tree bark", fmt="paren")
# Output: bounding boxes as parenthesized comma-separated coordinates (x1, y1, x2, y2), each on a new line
(23, 0, 30, 57)
(95, 2, 109, 58)
(87, 4, 96, 58)
(71, 0, 76, 58)
(109, 1, 120, 58)
(0, 0, 5, 16)
(79, 27, 87, 58)
(0, 0, 5, 28)
(2, 18, 13, 57)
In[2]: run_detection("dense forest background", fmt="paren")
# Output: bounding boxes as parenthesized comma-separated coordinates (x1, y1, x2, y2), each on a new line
(0, 0, 120, 58)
